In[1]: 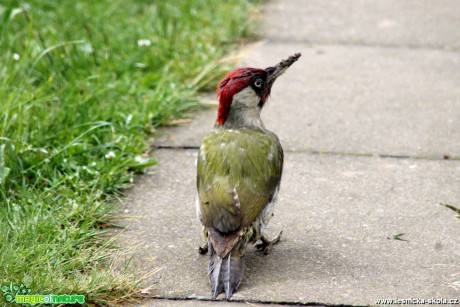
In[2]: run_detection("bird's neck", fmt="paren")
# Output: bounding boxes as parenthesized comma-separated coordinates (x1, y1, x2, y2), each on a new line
(221, 106, 264, 129)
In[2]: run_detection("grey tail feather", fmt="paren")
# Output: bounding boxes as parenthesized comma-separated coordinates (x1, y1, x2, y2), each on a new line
(209, 244, 245, 300)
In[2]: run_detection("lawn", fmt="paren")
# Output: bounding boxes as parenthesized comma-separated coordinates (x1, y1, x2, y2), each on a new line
(0, 0, 257, 304)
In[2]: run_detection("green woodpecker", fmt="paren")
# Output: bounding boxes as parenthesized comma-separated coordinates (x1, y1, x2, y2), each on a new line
(196, 53, 301, 299)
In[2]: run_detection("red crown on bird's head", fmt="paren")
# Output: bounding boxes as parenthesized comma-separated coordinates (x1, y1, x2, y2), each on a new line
(216, 67, 267, 126)
(215, 53, 301, 126)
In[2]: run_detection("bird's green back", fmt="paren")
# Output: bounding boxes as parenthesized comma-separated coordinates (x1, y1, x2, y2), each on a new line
(197, 127, 283, 233)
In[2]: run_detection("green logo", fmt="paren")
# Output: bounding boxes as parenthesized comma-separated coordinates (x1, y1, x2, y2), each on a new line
(1, 282, 85, 305)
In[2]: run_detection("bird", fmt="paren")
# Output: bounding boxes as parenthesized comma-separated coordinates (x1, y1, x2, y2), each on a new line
(196, 53, 301, 299)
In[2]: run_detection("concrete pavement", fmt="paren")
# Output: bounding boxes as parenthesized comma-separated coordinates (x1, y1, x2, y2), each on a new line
(116, 1, 460, 305)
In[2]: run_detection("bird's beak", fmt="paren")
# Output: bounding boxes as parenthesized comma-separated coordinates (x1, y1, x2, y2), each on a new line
(265, 53, 301, 85)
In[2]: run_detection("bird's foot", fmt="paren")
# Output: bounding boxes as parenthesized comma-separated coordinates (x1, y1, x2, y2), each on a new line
(255, 230, 282, 255)
(198, 242, 208, 254)
(198, 227, 209, 254)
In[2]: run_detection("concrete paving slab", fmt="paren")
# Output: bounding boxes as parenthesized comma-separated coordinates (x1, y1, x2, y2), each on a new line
(154, 43, 460, 159)
(153, 107, 215, 149)
(121, 1, 460, 306)
(263, 0, 460, 51)
(130, 298, 289, 307)
(116, 149, 460, 306)
(244, 43, 460, 158)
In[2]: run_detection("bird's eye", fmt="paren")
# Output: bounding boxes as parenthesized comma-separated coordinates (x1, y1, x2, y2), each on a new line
(254, 79, 263, 88)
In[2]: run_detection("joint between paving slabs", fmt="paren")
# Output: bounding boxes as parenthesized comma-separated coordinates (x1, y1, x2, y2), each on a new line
(152, 145, 458, 162)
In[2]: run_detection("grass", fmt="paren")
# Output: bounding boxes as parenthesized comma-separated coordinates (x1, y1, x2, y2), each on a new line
(441, 203, 460, 221)
(0, 0, 258, 304)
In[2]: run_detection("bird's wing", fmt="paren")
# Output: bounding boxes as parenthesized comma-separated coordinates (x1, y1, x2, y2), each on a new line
(197, 128, 283, 233)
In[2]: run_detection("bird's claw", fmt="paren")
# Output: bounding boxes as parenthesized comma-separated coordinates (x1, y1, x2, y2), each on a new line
(198, 243, 208, 254)
(198, 227, 209, 254)
(255, 230, 282, 255)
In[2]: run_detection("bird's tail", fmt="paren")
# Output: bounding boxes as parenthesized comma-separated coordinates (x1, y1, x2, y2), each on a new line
(209, 242, 245, 300)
